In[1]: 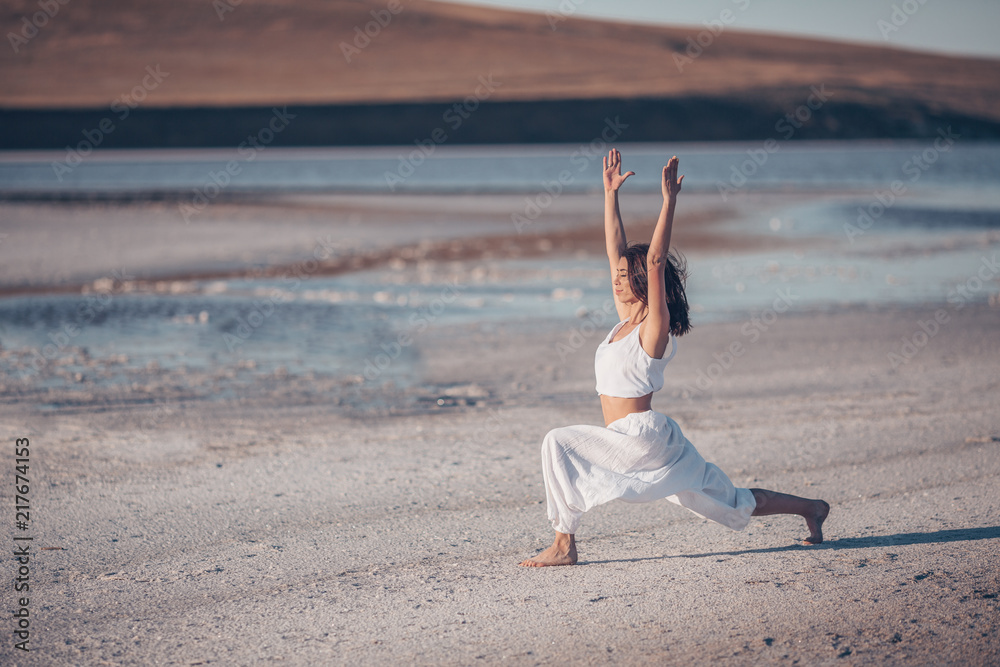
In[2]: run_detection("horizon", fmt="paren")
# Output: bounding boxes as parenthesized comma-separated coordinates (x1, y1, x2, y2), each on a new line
(439, 0, 1000, 59)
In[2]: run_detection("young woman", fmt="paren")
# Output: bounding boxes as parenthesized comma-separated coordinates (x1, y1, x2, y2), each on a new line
(518, 149, 829, 567)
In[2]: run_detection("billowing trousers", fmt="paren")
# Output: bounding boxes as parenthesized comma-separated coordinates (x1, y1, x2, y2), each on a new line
(541, 409, 756, 534)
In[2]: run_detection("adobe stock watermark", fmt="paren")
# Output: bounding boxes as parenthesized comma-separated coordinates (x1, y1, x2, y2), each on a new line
(363, 279, 465, 381)
(716, 84, 832, 201)
(340, 0, 403, 63)
(672, 0, 751, 73)
(684, 287, 798, 396)
(843, 126, 959, 244)
(20, 268, 134, 379)
(50, 65, 170, 182)
(179, 107, 296, 223)
(135, 401, 177, 443)
(546, 0, 585, 30)
(887, 254, 998, 369)
(383, 74, 502, 191)
(7, 0, 70, 53)
(469, 405, 508, 445)
(213, 0, 243, 21)
(947, 254, 1000, 310)
(222, 235, 338, 352)
(511, 116, 629, 234)
(877, 0, 929, 41)
(555, 299, 618, 362)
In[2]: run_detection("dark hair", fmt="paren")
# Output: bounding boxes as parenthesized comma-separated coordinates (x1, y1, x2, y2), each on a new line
(622, 242, 691, 337)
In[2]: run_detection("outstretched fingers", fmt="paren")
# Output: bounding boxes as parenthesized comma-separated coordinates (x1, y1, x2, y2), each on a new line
(662, 156, 684, 196)
(604, 148, 634, 191)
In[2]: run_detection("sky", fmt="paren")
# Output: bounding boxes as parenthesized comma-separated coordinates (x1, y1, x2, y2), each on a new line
(441, 0, 1000, 59)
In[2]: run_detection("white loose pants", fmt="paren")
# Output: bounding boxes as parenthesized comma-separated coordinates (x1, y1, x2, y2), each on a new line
(541, 409, 756, 535)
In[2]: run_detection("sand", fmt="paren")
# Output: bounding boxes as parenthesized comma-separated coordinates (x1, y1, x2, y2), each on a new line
(1, 187, 998, 665)
(3, 299, 998, 665)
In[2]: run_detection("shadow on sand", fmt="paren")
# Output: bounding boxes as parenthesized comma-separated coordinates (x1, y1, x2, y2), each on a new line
(584, 526, 1000, 565)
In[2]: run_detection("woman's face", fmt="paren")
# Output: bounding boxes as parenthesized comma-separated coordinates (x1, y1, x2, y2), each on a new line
(614, 256, 638, 304)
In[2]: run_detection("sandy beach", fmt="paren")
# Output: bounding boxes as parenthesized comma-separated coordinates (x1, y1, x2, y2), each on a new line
(2, 186, 999, 665)
(3, 302, 999, 665)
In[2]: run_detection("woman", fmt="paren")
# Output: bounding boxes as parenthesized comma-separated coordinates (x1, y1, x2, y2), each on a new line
(518, 149, 829, 567)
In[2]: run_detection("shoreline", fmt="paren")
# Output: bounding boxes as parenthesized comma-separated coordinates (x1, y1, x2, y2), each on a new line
(0, 189, 826, 293)
(5, 297, 997, 416)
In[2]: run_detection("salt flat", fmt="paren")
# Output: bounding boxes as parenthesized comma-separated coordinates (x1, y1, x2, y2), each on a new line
(4, 302, 998, 666)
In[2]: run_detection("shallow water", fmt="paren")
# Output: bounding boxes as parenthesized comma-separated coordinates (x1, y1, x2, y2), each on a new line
(1, 141, 998, 391)
(2, 139, 999, 195)
(2, 237, 996, 388)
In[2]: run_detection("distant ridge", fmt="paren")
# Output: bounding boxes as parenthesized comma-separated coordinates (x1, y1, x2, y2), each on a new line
(2, 0, 999, 146)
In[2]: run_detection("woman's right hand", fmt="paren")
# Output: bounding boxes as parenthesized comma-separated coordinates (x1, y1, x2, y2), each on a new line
(603, 148, 634, 193)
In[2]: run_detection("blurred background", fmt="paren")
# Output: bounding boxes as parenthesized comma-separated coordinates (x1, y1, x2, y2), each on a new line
(1, 0, 998, 410)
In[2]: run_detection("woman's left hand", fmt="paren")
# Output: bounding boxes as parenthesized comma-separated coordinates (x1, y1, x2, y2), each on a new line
(661, 156, 684, 201)
(603, 148, 635, 193)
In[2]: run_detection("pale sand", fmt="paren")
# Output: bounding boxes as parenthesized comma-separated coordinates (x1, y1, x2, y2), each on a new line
(3, 299, 998, 665)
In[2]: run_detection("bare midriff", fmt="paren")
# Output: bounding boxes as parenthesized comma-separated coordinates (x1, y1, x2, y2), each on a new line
(600, 393, 653, 427)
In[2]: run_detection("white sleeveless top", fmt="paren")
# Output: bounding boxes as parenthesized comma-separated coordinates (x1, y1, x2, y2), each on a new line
(595, 319, 677, 398)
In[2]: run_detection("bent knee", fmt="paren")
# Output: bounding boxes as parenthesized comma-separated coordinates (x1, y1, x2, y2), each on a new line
(541, 427, 570, 455)
(543, 426, 569, 443)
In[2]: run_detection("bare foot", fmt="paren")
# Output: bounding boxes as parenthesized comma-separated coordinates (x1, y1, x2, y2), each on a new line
(803, 500, 830, 544)
(518, 534, 577, 567)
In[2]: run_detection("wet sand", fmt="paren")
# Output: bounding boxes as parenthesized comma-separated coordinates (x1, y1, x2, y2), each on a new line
(0, 190, 843, 297)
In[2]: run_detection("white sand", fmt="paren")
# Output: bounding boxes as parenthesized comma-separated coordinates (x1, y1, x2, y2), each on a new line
(4, 300, 999, 665)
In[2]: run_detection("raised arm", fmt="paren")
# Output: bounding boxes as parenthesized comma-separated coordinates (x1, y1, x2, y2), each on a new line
(603, 148, 633, 266)
(649, 157, 683, 262)
(603, 149, 634, 318)
(643, 156, 684, 358)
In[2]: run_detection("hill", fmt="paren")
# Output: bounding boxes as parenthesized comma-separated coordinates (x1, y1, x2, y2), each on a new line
(2, 0, 999, 146)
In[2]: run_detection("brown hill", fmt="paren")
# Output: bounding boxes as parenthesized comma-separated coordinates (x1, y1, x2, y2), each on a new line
(1, 0, 998, 125)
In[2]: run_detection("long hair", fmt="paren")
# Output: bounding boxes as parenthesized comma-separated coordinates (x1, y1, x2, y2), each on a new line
(622, 242, 691, 337)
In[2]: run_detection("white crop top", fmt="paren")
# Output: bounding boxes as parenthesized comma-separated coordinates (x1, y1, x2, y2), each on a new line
(595, 319, 677, 398)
